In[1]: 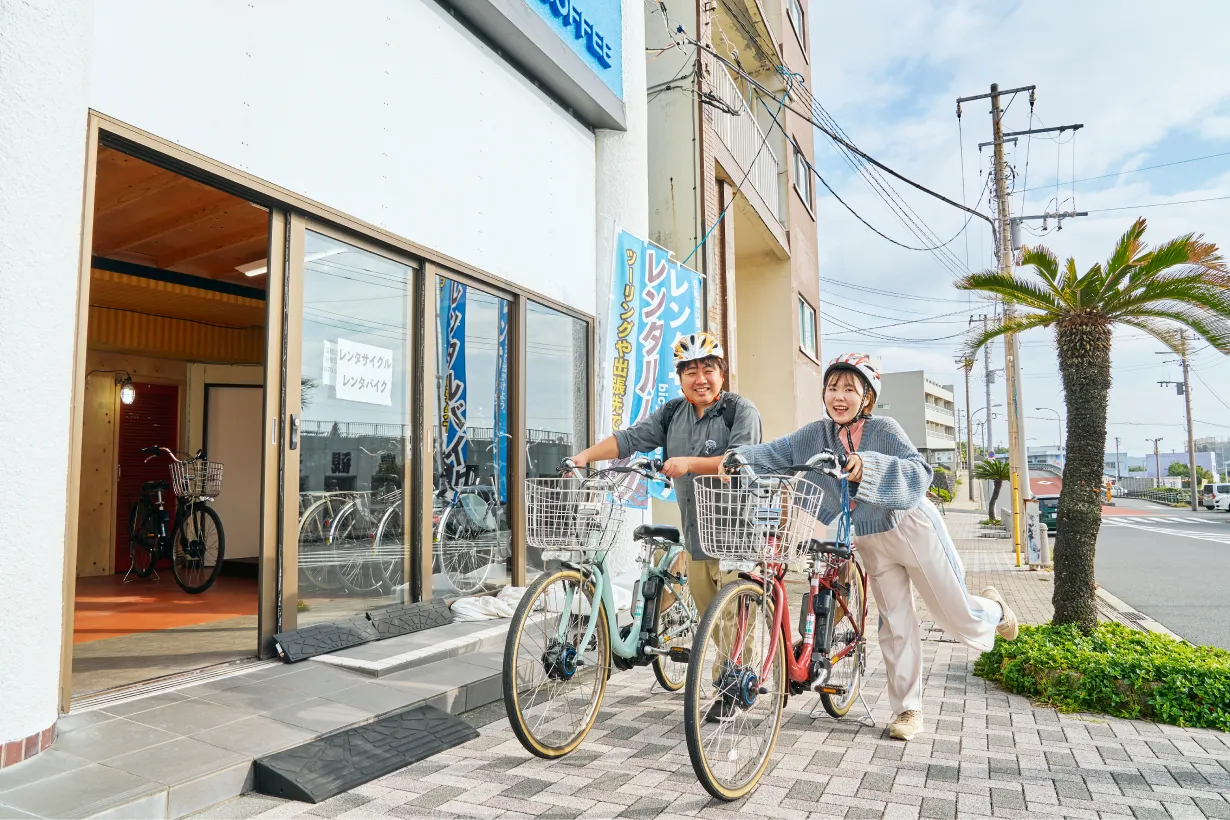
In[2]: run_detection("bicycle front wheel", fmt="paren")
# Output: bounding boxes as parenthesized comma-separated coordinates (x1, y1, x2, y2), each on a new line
(128, 498, 159, 578)
(171, 504, 225, 594)
(684, 578, 786, 802)
(503, 568, 610, 759)
(821, 558, 867, 719)
(436, 505, 499, 595)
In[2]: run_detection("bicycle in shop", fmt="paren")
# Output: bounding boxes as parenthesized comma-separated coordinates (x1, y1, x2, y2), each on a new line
(503, 457, 699, 759)
(683, 450, 870, 801)
(434, 483, 511, 596)
(297, 488, 362, 592)
(127, 446, 227, 594)
(327, 487, 406, 596)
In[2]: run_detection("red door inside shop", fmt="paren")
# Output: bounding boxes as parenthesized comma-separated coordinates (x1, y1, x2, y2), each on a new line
(114, 383, 180, 572)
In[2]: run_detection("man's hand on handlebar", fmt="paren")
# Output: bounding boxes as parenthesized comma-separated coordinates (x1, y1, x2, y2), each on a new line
(661, 457, 691, 479)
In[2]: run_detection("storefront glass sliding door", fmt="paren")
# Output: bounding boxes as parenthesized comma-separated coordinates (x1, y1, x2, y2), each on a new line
(288, 226, 416, 626)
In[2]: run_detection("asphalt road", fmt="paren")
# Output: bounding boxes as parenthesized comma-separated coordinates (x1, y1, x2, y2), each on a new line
(1095, 496, 1230, 650)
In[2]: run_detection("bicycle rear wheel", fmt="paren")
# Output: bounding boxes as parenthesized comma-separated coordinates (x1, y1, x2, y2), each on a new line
(298, 498, 339, 591)
(374, 505, 405, 593)
(821, 558, 867, 719)
(436, 503, 500, 595)
(652, 574, 695, 692)
(128, 498, 158, 578)
(332, 503, 384, 595)
(171, 503, 225, 594)
(684, 578, 786, 802)
(503, 568, 610, 758)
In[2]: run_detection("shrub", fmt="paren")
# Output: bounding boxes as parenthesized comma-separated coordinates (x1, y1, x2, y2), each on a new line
(933, 487, 953, 502)
(974, 622, 1230, 731)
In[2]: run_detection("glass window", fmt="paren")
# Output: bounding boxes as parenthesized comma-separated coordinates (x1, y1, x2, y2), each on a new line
(786, 0, 806, 50)
(296, 231, 413, 625)
(432, 277, 513, 600)
(525, 302, 589, 578)
(793, 144, 813, 210)
(798, 296, 817, 357)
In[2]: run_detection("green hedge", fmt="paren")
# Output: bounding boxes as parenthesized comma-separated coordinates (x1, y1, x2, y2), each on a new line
(973, 622, 1230, 731)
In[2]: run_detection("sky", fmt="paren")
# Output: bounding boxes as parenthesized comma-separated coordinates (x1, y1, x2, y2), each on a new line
(806, 0, 1230, 458)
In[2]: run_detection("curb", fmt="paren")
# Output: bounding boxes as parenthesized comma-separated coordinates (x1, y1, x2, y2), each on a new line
(1095, 587, 1185, 641)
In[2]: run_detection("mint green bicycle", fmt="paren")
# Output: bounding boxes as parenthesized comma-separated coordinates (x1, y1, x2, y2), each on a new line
(503, 457, 698, 758)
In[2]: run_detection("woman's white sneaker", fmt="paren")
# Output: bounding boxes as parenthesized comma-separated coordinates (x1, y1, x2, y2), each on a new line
(888, 710, 923, 741)
(981, 586, 1019, 641)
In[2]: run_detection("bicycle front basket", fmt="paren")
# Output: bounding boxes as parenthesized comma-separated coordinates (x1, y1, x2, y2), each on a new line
(525, 477, 625, 555)
(170, 459, 224, 499)
(693, 474, 825, 563)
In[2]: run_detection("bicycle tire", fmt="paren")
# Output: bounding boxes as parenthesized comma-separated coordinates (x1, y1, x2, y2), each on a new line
(820, 558, 867, 719)
(297, 497, 339, 591)
(652, 573, 696, 692)
(374, 505, 405, 593)
(171, 503, 225, 594)
(128, 498, 159, 578)
(503, 567, 610, 759)
(436, 504, 501, 595)
(331, 500, 388, 596)
(684, 578, 786, 802)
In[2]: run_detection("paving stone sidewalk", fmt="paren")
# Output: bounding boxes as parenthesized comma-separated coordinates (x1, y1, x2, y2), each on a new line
(198, 511, 1230, 820)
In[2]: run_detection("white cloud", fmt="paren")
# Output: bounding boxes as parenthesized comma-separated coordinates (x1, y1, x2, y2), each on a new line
(806, 0, 1230, 455)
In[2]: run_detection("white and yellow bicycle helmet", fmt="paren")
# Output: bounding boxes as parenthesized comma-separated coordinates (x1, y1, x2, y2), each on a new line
(671, 331, 725, 366)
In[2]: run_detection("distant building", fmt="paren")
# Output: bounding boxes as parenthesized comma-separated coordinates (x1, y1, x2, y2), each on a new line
(876, 371, 957, 467)
(1196, 437, 1230, 478)
(1028, 445, 1064, 470)
(1142, 451, 1219, 480)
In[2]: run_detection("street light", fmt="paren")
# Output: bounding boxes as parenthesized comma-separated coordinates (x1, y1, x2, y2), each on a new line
(1035, 407, 1064, 457)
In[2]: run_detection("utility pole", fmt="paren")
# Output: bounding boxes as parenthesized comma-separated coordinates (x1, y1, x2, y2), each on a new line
(957, 82, 1081, 567)
(1156, 334, 1199, 510)
(1114, 436, 1122, 481)
(1149, 437, 1164, 489)
(959, 357, 976, 501)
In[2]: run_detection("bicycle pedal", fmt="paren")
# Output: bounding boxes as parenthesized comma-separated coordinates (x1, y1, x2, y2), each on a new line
(668, 647, 691, 664)
(816, 685, 848, 695)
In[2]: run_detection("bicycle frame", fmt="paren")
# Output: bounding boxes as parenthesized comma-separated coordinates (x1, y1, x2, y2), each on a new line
(729, 474, 867, 689)
(559, 538, 690, 661)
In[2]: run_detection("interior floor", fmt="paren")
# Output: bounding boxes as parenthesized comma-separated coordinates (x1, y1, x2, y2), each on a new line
(72, 575, 258, 696)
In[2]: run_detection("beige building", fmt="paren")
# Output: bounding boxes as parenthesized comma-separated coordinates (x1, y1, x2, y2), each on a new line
(645, 0, 822, 439)
(876, 371, 958, 466)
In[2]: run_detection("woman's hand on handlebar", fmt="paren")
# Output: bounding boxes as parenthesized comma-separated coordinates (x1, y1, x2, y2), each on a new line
(844, 453, 863, 483)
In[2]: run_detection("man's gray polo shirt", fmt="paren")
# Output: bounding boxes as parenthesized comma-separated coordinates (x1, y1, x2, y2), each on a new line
(613, 393, 761, 559)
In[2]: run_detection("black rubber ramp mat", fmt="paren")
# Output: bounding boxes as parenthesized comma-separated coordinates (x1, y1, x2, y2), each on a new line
(253, 704, 478, 803)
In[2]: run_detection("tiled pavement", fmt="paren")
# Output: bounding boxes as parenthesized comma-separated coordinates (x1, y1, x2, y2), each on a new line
(197, 508, 1230, 820)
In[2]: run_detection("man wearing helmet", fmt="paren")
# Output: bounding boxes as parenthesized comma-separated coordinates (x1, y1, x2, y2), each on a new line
(731, 352, 1019, 742)
(570, 331, 762, 619)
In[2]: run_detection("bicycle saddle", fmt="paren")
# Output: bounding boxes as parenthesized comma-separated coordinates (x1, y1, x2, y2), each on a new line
(806, 538, 851, 559)
(142, 480, 170, 491)
(633, 524, 680, 543)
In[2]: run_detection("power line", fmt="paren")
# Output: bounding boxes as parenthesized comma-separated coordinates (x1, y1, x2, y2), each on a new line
(1019, 150, 1230, 194)
(1084, 194, 1230, 214)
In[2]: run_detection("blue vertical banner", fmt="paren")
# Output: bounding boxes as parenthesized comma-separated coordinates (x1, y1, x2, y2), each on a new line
(494, 300, 510, 503)
(605, 231, 704, 508)
(440, 280, 469, 490)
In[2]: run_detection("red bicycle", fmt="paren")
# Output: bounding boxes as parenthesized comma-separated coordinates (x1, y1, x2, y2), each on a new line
(683, 451, 869, 801)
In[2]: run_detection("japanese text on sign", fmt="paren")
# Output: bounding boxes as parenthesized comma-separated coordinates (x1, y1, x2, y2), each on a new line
(336, 338, 394, 406)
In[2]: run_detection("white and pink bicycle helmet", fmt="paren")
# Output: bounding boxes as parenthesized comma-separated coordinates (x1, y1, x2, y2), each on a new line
(823, 353, 881, 417)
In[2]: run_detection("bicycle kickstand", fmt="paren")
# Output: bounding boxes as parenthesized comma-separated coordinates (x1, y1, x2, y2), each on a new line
(808, 689, 876, 728)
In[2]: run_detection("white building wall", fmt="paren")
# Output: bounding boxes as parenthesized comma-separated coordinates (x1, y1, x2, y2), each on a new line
(0, 0, 94, 744)
(90, 0, 600, 314)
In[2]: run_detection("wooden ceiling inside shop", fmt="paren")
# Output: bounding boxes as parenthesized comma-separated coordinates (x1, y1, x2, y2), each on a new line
(92, 146, 269, 290)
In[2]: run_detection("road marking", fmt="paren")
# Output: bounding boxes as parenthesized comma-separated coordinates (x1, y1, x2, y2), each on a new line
(1099, 518, 1230, 545)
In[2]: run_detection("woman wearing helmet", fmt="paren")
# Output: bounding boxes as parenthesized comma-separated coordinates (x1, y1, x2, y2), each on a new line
(730, 352, 1019, 742)
(570, 330, 762, 620)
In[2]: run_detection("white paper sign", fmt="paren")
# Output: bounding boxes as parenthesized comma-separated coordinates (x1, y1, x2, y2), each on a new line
(336, 338, 394, 406)
(322, 340, 337, 386)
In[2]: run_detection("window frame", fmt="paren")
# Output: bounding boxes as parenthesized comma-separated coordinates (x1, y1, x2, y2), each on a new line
(792, 141, 815, 216)
(797, 295, 818, 360)
(785, 0, 807, 55)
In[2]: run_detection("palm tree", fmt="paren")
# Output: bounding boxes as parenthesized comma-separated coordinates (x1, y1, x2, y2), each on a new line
(973, 457, 1011, 524)
(957, 218, 1230, 632)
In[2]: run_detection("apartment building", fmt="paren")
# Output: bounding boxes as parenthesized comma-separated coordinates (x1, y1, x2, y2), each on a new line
(645, 0, 822, 438)
(876, 371, 958, 466)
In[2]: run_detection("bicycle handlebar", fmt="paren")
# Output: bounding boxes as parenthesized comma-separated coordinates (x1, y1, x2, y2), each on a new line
(722, 449, 850, 480)
(557, 457, 672, 488)
(141, 446, 205, 464)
